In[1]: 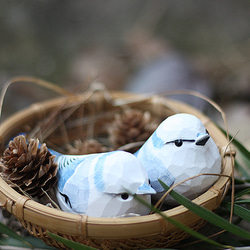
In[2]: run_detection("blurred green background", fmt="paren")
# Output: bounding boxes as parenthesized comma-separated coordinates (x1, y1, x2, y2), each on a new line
(0, 0, 249, 147)
(0, 2, 249, 249)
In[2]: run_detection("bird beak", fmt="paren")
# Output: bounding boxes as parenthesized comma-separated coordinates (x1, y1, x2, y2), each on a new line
(136, 183, 156, 194)
(195, 133, 210, 146)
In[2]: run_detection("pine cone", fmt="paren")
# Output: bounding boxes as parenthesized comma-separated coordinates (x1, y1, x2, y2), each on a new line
(0, 135, 58, 197)
(109, 109, 159, 151)
(66, 139, 107, 155)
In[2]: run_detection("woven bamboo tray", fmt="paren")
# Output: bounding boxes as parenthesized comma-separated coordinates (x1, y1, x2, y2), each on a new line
(0, 90, 233, 249)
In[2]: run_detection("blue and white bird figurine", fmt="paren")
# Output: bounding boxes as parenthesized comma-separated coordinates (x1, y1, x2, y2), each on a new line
(49, 149, 155, 217)
(136, 113, 221, 202)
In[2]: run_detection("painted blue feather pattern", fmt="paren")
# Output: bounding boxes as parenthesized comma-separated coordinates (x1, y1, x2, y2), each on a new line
(56, 155, 88, 191)
(60, 155, 94, 213)
(94, 151, 116, 192)
(136, 131, 176, 192)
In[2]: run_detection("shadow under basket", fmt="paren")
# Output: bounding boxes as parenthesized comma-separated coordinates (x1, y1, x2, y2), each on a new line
(0, 90, 233, 249)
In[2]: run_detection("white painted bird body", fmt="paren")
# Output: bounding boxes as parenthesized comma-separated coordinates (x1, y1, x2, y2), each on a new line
(136, 113, 221, 202)
(51, 150, 155, 217)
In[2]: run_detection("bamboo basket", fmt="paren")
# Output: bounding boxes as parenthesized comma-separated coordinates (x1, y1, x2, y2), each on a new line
(0, 90, 233, 249)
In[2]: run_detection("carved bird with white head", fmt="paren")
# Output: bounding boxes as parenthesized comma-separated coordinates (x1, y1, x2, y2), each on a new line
(51, 150, 155, 217)
(136, 113, 221, 202)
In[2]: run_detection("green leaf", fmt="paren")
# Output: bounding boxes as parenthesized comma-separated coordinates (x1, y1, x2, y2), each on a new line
(47, 232, 97, 250)
(134, 195, 228, 249)
(218, 126, 250, 177)
(0, 237, 54, 249)
(218, 126, 250, 159)
(0, 222, 33, 248)
(158, 180, 250, 240)
(234, 188, 250, 198)
(229, 136, 250, 164)
(235, 160, 250, 179)
(235, 199, 250, 204)
(223, 203, 250, 223)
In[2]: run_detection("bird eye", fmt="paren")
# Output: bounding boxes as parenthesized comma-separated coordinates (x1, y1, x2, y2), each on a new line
(121, 193, 129, 200)
(174, 139, 183, 147)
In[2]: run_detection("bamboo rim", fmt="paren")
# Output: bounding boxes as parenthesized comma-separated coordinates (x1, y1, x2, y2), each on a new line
(0, 91, 233, 248)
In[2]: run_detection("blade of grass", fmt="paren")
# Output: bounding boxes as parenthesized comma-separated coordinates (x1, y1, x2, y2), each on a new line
(218, 126, 250, 182)
(234, 199, 250, 204)
(159, 180, 250, 240)
(47, 232, 97, 250)
(234, 188, 250, 198)
(223, 202, 250, 222)
(0, 222, 33, 248)
(0, 237, 53, 249)
(235, 160, 250, 179)
(229, 137, 250, 165)
(134, 195, 229, 249)
(219, 127, 250, 167)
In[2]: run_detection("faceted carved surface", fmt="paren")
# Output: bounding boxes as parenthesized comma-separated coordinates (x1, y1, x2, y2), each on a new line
(55, 151, 155, 217)
(136, 113, 221, 203)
